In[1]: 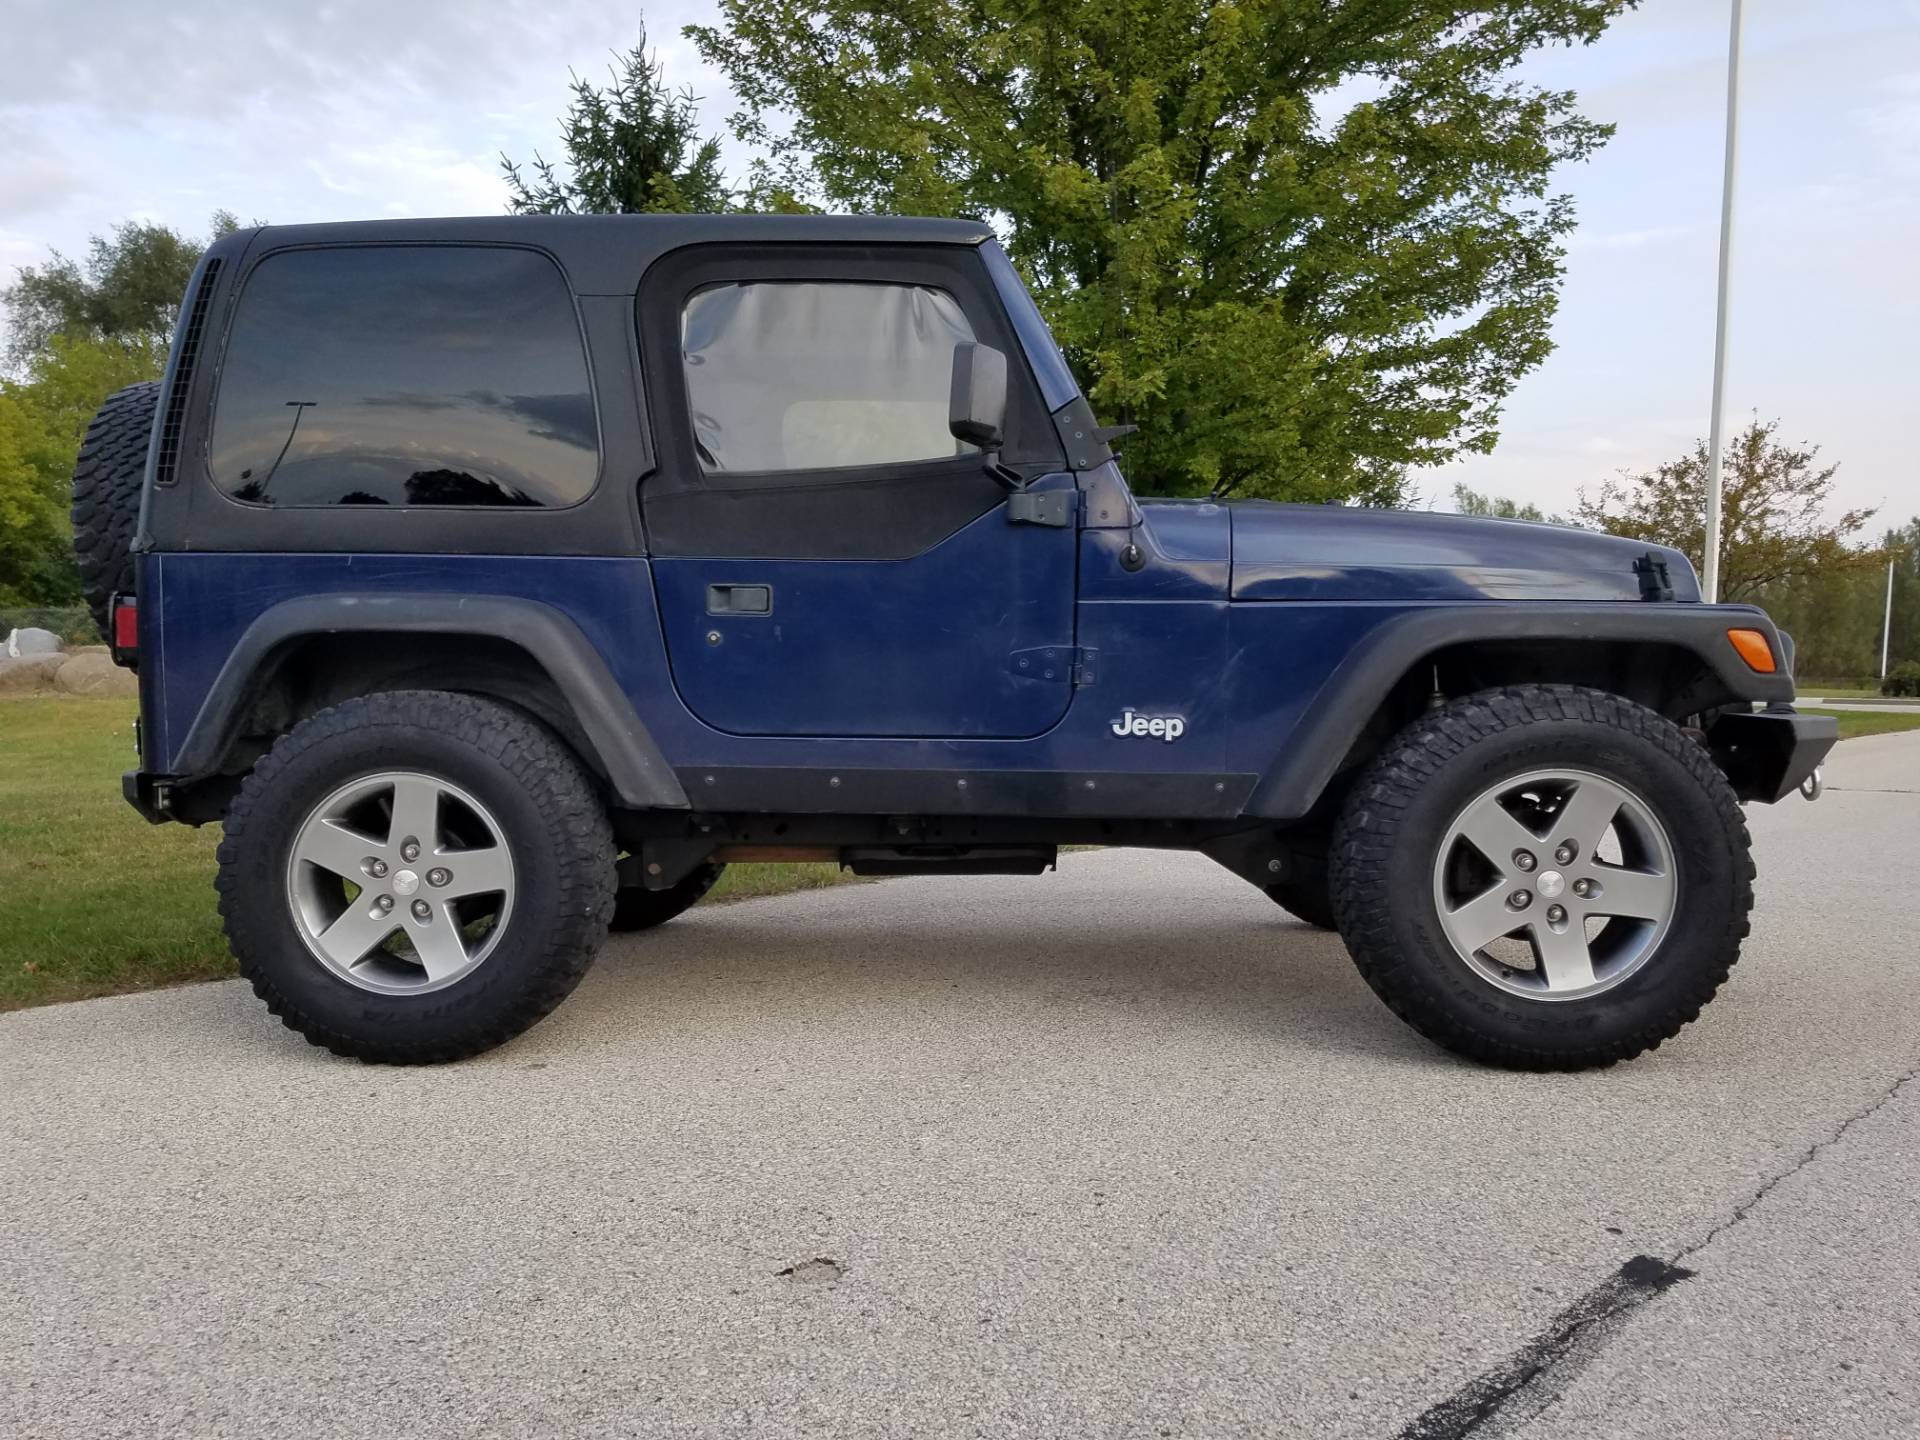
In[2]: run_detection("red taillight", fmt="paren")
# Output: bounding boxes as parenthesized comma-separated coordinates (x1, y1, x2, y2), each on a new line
(111, 597, 138, 654)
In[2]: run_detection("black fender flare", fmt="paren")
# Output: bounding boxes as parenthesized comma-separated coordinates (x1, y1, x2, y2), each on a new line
(1244, 602, 1796, 820)
(171, 593, 690, 810)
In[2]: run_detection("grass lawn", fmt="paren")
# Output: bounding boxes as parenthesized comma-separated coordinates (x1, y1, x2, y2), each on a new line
(2, 697, 229, 1010)
(1799, 706, 1920, 740)
(0, 695, 855, 1012)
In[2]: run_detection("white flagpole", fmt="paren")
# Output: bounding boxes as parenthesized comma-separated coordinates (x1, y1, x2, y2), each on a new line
(1884, 557, 1897, 680)
(1702, 0, 1745, 604)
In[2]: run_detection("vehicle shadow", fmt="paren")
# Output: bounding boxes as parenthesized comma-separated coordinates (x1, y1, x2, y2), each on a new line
(581, 885, 1452, 1070)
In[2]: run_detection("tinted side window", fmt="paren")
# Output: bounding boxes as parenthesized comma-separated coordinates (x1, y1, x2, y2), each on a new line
(682, 282, 975, 474)
(209, 246, 597, 508)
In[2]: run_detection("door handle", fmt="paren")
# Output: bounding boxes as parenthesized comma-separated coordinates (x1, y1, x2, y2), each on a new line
(706, 583, 772, 616)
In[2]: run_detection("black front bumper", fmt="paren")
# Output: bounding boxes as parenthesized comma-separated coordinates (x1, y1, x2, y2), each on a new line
(1708, 707, 1838, 803)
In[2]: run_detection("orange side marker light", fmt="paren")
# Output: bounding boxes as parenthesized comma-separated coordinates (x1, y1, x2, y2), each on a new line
(1727, 628, 1776, 673)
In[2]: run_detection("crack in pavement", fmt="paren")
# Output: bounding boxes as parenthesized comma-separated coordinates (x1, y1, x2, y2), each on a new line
(1390, 1063, 1920, 1440)
(1670, 1063, 1920, 1265)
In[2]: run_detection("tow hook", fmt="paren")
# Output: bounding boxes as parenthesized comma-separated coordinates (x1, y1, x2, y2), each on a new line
(1800, 767, 1824, 802)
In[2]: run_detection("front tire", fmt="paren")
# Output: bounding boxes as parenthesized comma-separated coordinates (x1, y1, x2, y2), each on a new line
(1330, 685, 1753, 1071)
(217, 691, 616, 1063)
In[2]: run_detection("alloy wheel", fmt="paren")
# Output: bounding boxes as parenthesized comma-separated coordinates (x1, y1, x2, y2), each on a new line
(284, 770, 515, 995)
(1430, 767, 1677, 1001)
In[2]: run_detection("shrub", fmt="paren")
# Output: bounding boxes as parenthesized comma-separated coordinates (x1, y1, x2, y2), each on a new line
(1883, 661, 1920, 698)
(0, 605, 95, 646)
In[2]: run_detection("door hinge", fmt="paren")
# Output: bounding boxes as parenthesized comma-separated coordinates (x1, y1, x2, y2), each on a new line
(1634, 551, 1675, 602)
(1006, 489, 1078, 528)
(1009, 645, 1097, 685)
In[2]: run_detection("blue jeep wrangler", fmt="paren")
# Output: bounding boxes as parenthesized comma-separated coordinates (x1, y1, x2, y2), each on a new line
(71, 215, 1834, 1069)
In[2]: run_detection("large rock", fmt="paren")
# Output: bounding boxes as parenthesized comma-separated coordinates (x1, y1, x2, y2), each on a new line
(53, 651, 137, 697)
(0, 654, 66, 694)
(5, 626, 63, 657)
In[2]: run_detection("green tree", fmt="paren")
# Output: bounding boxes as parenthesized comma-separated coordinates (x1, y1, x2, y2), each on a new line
(502, 33, 732, 215)
(1751, 516, 1917, 681)
(0, 337, 155, 604)
(690, 0, 1631, 502)
(1575, 418, 1886, 605)
(1451, 482, 1567, 525)
(3, 212, 238, 371)
(2, 214, 240, 601)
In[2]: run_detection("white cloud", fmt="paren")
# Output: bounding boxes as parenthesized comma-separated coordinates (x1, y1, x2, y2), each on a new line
(1854, 70, 1920, 176)
(0, 115, 84, 222)
(2, 0, 733, 244)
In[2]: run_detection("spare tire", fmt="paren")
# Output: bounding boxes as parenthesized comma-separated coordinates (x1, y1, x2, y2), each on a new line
(70, 380, 159, 642)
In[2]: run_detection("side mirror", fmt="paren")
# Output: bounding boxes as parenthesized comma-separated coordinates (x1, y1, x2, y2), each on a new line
(948, 342, 1007, 451)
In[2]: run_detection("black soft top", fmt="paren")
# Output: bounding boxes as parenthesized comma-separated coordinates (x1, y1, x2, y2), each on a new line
(207, 214, 996, 295)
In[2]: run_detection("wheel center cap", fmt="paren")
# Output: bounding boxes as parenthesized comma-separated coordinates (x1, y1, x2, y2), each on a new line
(1536, 870, 1566, 899)
(391, 868, 421, 897)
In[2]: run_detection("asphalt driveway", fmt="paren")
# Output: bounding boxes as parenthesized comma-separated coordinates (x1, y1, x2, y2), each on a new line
(4, 735, 1916, 1439)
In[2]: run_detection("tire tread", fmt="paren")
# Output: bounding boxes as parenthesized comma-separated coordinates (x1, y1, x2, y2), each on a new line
(215, 690, 614, 1063)
(70, 381, 159, 642)
(1329, 684, 1754, 1071)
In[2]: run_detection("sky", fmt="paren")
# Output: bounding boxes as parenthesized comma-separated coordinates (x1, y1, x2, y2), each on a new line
(2, 0, 1915, 525)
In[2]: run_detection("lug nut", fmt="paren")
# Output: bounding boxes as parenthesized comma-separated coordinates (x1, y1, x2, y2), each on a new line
(1513, 851, 1537, 873)
(1555, 841, 1578, 865)
(374, 895, 394, 913)
(1572, 878, 1594, 898)
(427, 868, 451, 888)
(1507, 890, 1532, 910)
(411, 899, 432, 921)
(1546, 904, 1567, 925)
(400, 840, 421, 863)
(366, 858, 388, 878)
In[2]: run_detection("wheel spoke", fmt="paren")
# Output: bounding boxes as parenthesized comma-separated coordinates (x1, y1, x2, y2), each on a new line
(408, 910, 471, 983)
(287, 769, 517, 995)
(1550, 776, 1627, 857)
(386, 775, 442, 853)
(313, 902, 399, 970)
(294, 818, 379, 881)
(1455, 796, 1542, 872)
(1436, 765, 1677, 1004)
(441, 844, 512, 900)
(1442, 886, 1525, 955)
(1531, 921, 1597, 992)
(1588, 865, 1674, 922)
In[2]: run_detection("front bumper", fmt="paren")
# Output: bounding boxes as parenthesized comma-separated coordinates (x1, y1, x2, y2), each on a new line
(1707, 707, 1839, 804)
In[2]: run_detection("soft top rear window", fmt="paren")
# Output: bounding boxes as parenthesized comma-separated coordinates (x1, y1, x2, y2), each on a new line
(209, 245, 598, 509)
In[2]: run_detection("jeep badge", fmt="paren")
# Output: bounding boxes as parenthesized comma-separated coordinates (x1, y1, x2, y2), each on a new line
(1111, 709, 1186, 742)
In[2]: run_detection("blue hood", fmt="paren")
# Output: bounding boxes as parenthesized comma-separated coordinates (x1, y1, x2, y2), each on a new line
(1218, 502, 1700, 603)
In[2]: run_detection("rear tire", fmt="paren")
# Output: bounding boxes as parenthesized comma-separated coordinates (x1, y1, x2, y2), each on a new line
(1330, 685, 1752, 1071)
(609, 863, 726, 932)
(70, 381, 159, 642)
(217, 690, 616, 1063)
